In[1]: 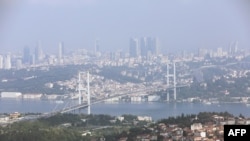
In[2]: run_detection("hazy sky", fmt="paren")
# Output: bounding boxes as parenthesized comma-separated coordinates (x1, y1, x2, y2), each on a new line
(0, 0, 250, 54)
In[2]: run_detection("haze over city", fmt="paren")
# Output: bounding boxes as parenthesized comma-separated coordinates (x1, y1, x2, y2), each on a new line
(0, 0, 250, 54)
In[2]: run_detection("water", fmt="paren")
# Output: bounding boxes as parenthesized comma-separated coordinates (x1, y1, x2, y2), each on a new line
(1, 99, 250, 121)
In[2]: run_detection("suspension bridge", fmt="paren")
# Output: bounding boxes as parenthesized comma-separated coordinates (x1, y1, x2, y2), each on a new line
(18, 62, 189, 120)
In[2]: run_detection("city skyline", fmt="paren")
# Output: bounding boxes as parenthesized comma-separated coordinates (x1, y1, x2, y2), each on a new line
(0, 0, 249, 54)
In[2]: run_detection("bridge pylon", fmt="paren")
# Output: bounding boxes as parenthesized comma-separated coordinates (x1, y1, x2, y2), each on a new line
(78, 71, 91, 115)
(166, 61, 177, 101)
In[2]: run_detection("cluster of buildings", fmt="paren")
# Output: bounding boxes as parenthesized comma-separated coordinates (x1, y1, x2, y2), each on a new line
(0, 41, 65, 70)
(0, 39, 249, 103)
(0, 39, 247, 70)
(129, 37, 160, 58)
(115, 115, 250, 141)
(0, 112, 22, 125)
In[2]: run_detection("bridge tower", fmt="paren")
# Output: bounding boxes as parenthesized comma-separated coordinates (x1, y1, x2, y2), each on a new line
(173, 62, 176, 100)
(78, 71, 91, 115)
(166, 61, 177, 101)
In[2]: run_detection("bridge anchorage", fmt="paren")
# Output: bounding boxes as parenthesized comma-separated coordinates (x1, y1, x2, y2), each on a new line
(78, 71, 91, 115)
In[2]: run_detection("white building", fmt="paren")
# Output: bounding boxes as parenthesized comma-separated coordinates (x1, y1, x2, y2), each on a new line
(148, 95, 161, 102)
(116, 116, 124, 122)
(22, 94, 42, 99)
(131, 96, 142, 102)
(0, 115, 9, 123)
(137, 116, 152, 122)
(1, 92, 22, 98)
(200, 131, 206, 138)
(191, 123, 203, 131)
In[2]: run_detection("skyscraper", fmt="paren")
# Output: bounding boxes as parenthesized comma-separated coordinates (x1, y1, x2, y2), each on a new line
(0, 55, 3, 69)
(140, 37, 148, 57)
(35, 41, 44, 63)
(140, 37, 159, 57)
(58, 42, 64, 64)
(152, 37, 160, 55)
(129, 38, 139, 57)
(95, 39, 100, 53)
(4, 54, 11, 70)
(22, 46, 31, 64)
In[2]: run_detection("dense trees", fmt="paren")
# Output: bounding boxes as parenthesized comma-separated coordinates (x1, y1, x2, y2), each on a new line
(0, 112, 239, 141)
(0, 121, 82, 141)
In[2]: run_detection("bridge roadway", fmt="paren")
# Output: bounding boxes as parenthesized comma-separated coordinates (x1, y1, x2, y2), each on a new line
(56, 84, 188, 114)
(15, 84, 188, 121)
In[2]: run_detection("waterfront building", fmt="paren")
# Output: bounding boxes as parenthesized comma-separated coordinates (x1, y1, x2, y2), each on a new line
(0, 92, 22, 98)
(148, 95, 161, 102)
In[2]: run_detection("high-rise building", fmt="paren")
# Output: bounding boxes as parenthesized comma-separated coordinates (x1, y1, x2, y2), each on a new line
(217, 47, 223, 57)
(16, 59, 22, 70)
(152, 37, 160, 55)
(4, 54, 11, 69)
(95, 39, 100, 53)
(129, 38, 139, 57)
(140, 37, 148, 57)
(139, 37, 159, 57)
(58, 42, 64, 64)
(198, 48, 208, 57)
(31, 54, 36, 65)
(35, 41, 44, 62)
(22, 46, 31, 64)
(0, 55, 3, 69)
(234, 41, 238, 53)
(229, 41, 239, 55)
(146, 37, 159, 55)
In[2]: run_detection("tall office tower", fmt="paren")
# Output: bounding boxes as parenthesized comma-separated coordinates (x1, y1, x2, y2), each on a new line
(147, 37, 159, 55)
(228, 41, 238, 55)
(35, 41, 44, 62)
(31, 54, 36, 65)
(4, 54, 11, 69)
(0, 55, 3, 69)
(139, 37, 159, 57)
(129, 38, 139, 57)
(140, 37, 148, 57)
(16, 59, 22, 70)
(217, 47, 223, 57)
(153, 37, 160, 55)
(58, 42, 64, 64)
(95, 39, 100, 53)
(229, 41, 233, 55)
(234, 41, 238, 53)
(22, 46, 31, 64)
(146, 37, 153, 55)
(198, 48, 207, 57)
